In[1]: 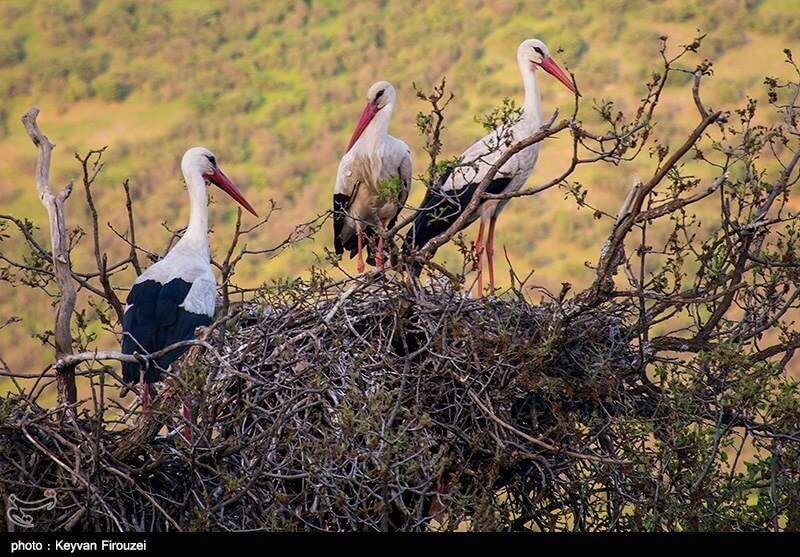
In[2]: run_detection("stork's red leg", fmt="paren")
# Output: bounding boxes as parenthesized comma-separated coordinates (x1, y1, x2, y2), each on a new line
(486, 215, 497, 292)
(181, 399, 191, 442)
(475, 218, 486, 297)
(356, 227, 365, 274)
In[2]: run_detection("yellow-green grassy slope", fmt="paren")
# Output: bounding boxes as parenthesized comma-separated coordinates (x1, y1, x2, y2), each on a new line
(1, 0, 798, 390)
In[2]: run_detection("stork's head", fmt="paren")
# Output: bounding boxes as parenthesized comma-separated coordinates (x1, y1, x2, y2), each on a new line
(366, 80, 396, 111)
(518, 38, 578, 95)
(346, 81, 397, 153)
(181, 147, 258, 217)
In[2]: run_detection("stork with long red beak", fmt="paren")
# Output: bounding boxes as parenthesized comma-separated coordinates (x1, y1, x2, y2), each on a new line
(121, 147, 257, 433)
(333, 81, 412, 273)
(406, 39, 578, 296)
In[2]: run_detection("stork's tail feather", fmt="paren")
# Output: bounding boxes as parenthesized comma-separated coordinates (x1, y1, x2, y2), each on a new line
(333, 193, 350, 257)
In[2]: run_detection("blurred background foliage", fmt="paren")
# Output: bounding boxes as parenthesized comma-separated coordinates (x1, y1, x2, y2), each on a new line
(1, 0, 798, 393)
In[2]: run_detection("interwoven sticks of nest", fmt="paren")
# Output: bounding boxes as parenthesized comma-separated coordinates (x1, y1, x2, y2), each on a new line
(0, 272, 640, 531)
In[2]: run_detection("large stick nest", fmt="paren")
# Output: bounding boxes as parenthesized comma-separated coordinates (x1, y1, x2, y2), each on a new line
(0, 273, 643, 531)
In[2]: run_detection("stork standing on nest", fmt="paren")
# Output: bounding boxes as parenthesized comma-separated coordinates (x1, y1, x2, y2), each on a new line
(121, 147, 258, 435)
(405, 39, 578, 296)
(333, 81, 412, 273)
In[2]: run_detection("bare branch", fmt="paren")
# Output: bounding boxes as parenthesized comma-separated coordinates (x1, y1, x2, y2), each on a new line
(21, 107, 77, 407)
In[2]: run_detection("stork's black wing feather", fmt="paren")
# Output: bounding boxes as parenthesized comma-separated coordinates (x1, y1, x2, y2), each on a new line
(121, 278, 212, 383)
(333, 193, 350, 256)
(405, 176, 512, 254)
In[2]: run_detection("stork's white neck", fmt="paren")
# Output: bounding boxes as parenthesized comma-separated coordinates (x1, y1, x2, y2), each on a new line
(355, 103, 393, 153)
(519, 62, 543, 133)
(176, 169, 211, 258)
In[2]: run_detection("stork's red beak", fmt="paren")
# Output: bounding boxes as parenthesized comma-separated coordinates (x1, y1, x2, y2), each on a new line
(205, 167, 259, 217)
(346, 102, 379, 153)
(539, 56, 579, 96)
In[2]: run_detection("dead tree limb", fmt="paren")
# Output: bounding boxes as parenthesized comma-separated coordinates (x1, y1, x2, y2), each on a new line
(21, 107, 77, 408)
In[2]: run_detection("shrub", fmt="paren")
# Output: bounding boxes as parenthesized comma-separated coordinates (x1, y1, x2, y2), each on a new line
(92, 73, 132, 102)
(64, 75, 93, 101)
(0, 34, 24, 68)
(69, 50, 110, 82)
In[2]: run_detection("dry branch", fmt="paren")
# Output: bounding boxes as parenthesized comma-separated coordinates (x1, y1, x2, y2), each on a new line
(21, 107, 77, 408)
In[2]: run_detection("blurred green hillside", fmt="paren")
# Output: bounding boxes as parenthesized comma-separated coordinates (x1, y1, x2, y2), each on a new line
(1, 0, 799, 386)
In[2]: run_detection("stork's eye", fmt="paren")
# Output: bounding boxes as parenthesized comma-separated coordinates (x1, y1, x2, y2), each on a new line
(206, 155, 217, 167)
(375, 89, 385, 100)
(533, 46, 544, 56)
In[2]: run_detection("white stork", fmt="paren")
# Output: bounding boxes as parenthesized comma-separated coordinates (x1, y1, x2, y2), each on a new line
(121, 147, 258, 424)
(405, 39, 577, 295)
(333, 81, 412, 272)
